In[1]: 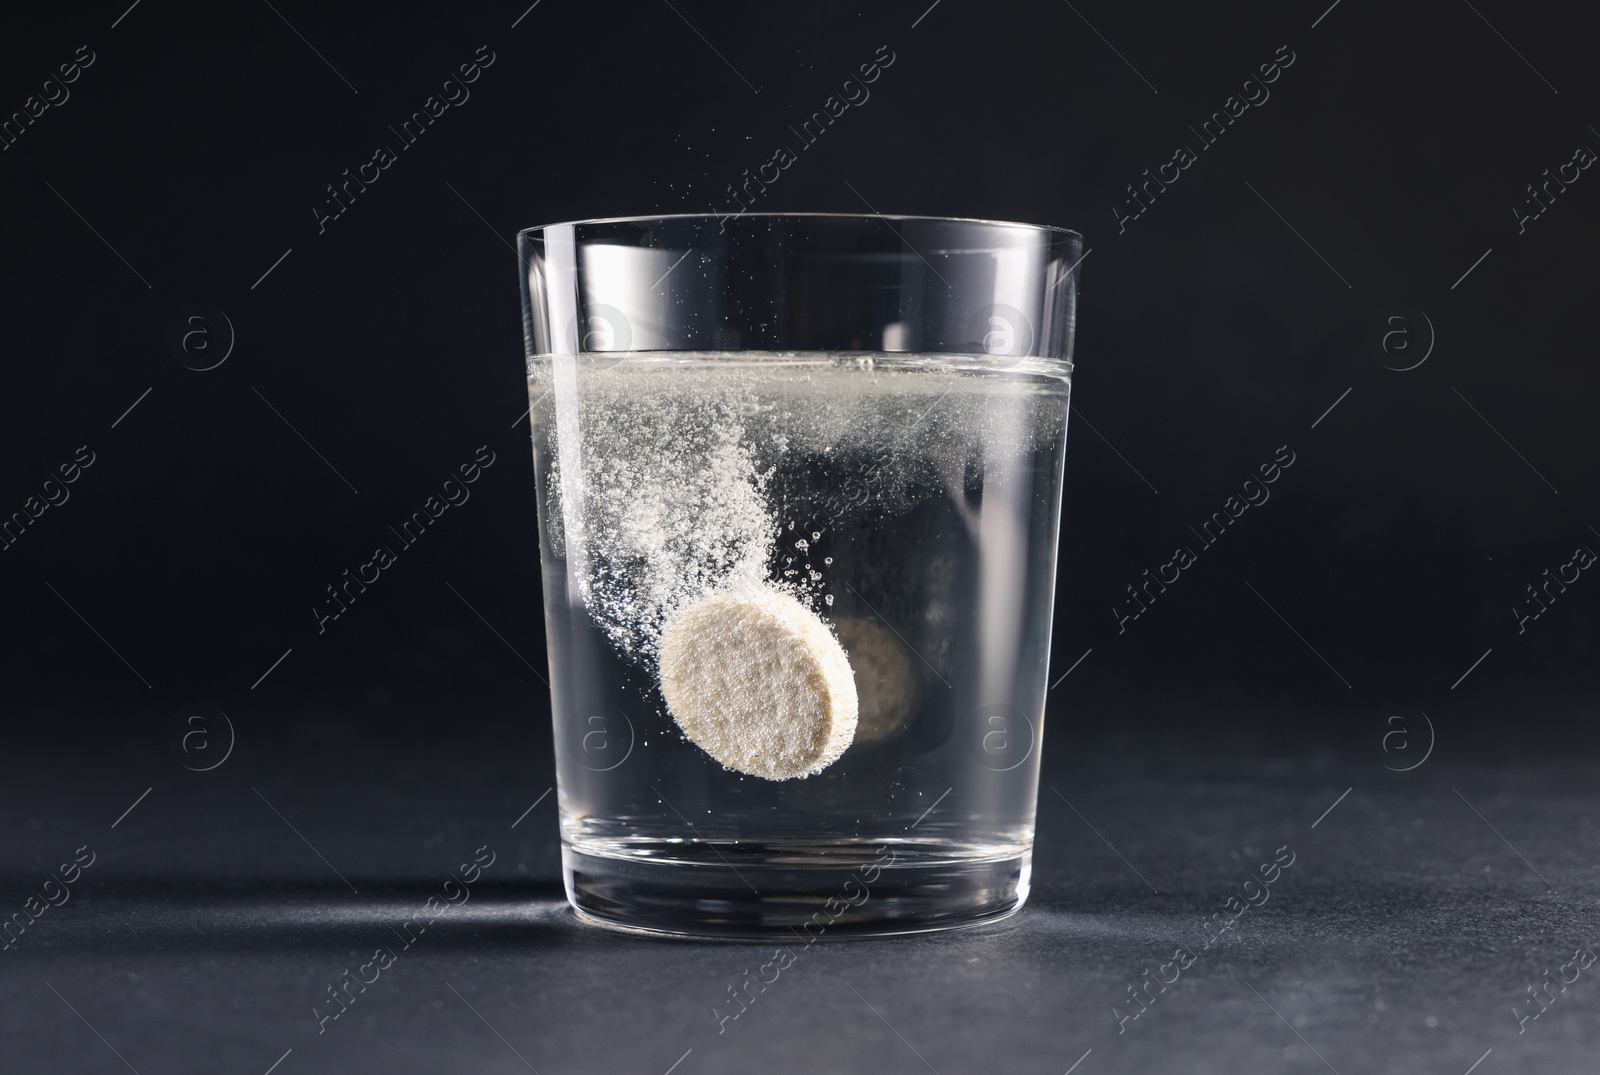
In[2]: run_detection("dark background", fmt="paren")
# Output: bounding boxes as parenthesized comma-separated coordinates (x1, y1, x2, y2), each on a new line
(2, 1, 1597, 1073)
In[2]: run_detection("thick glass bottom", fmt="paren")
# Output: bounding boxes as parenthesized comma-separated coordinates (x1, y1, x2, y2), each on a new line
(562, 843, 1031, 939)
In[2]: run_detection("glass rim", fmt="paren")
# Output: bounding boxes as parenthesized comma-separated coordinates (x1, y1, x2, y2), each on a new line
(518, 211, 1083, 242)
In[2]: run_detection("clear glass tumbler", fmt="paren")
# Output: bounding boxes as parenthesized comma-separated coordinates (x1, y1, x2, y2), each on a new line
(517, 213, 1083, 937)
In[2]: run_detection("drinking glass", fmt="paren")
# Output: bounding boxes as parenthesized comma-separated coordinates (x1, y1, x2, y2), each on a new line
(517, 213, 1083, 937)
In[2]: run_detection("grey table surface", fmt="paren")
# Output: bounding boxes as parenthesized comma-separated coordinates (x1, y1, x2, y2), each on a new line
(4, 717, 1596, 1075)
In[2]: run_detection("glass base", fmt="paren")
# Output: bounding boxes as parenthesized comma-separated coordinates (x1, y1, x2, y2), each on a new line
(562, 844, 1031, 939)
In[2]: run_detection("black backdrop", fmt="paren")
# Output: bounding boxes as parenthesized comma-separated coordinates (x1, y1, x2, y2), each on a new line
(3, 1, 1599, 1070)
(5, 0, 1598, 755)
